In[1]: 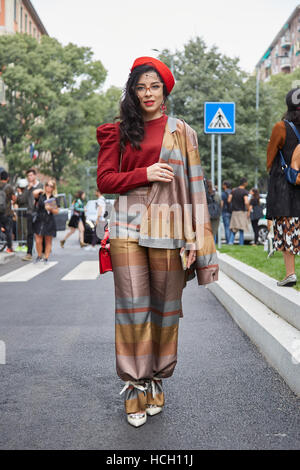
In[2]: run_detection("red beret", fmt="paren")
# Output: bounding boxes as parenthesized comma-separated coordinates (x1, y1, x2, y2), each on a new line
(131, 56, 175, 94)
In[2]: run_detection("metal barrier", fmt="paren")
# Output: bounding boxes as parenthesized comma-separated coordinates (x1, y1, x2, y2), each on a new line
(13, 208, 28, 244)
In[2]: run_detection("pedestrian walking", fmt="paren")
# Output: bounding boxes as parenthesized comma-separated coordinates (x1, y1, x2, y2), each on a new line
(206, 179, 222, 241)
(60, 191, 87, 248)
(21, 168, 43, 261)
(32, 179, 59, 264)
(228, 178, 250, 245)
(221, 180, 232, 244)
(92, 189, 106, 246)
(97, 56, 218, 428)
(0, 170, 15, 253)
(248, 188, 263, 246)
(266, 88, 300, 287)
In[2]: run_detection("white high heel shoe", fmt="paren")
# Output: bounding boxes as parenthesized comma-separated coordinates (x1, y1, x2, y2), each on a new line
(127, 411, 147, 427)
(146, 404, 163, 416)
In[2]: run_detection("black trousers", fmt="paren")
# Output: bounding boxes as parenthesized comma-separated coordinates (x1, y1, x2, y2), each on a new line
(27, 214, 34, 255)
(0, 214, 12, 249)
(251, 219, 259, 244)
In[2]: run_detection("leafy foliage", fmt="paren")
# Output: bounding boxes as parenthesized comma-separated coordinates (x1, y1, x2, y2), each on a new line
(159, 37, 300, 190)
(0, 33, 121, 196)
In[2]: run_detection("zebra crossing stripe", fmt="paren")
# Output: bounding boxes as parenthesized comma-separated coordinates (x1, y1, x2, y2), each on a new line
(61, 261, 99, 281)
(0, 262, 58, 283)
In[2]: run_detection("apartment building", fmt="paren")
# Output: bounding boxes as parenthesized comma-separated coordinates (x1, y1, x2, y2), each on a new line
(257, 5, 300, 81)
(0, 0, 47, 39)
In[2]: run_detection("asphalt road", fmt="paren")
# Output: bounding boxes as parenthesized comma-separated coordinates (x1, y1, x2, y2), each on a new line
(0, 232, 299, 450)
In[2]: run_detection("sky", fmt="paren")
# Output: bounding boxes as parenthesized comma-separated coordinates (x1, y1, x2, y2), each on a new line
(32, 0, 300, 90)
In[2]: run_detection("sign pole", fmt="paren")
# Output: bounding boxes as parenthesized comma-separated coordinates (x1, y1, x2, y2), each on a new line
(211, 134, 215, 187)
(217, 135, 222, 250)
(204, 102, 235, 251)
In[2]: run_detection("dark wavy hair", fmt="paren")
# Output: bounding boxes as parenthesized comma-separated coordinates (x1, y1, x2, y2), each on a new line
(282, 110, 300, 126)
(251, 187, 260, 205)
(75, 190, 85, 200)
(119, 64, 168, 151)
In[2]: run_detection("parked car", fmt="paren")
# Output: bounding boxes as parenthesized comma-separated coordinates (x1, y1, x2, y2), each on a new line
(85, 198, 115, 223)
(83, 198, 114, 244)
(54, 193, 69, 231)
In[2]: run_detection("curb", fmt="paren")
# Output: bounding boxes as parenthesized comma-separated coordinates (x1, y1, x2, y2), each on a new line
(217, 252, 300, 331)
(207, 255, 300, 397)
(0, 252, 16, 265)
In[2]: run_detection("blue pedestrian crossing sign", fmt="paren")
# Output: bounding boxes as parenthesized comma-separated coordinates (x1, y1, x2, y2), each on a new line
(204, 102, 236, 134)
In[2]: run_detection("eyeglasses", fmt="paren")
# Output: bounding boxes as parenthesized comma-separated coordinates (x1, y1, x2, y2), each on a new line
(46, 183, 54, 188)
(135, 83, 163, 95)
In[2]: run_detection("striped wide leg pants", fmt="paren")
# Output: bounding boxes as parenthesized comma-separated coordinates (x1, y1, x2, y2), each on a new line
(110, 187, 186, 414)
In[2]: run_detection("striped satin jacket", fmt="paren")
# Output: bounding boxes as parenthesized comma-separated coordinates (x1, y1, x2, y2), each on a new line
(109, 116, 219, 286)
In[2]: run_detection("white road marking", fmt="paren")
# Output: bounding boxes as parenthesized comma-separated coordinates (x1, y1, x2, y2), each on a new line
(62, 261, 99, 281)
(0, 262, 58, 283)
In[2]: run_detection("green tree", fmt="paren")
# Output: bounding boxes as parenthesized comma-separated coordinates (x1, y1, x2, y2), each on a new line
(0, 33, 121, 191)
(159, 38, 267, 188)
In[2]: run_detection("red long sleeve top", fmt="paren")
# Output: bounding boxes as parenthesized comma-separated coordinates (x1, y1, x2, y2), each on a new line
(96, 114, 167, 194)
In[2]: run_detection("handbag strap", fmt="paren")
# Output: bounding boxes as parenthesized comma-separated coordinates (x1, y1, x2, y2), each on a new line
(285, 119, 300, 143)
(101, 227, 110, 248)
(280, 120, 300, 169)
(119, 152, 123, 172)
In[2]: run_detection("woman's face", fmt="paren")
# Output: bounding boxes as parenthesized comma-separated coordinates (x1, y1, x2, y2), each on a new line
(135, 71, 165, 120)
(46, 182, 55, 193)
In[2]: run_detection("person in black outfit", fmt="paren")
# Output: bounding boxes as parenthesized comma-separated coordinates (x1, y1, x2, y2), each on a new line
(221, 180, 232, 244)
(266, 88, 300, 287)
(248, 188, 263, 245)
(32, 179, 59, 263)
(21, 168, 43, 261)
(0, 171, 15, 253)
(228, 178, 250, 245)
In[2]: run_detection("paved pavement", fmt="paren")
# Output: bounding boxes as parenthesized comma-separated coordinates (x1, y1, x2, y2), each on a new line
(0, 233, 299, 450)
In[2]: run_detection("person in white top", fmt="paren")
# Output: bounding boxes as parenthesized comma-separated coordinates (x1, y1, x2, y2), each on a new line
(85, 190, 106, 250)
(96, 189, 106, 222)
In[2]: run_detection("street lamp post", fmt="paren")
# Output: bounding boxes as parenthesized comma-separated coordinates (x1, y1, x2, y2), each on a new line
(255, 65, 260, 188)
(85, 165, 97, 201)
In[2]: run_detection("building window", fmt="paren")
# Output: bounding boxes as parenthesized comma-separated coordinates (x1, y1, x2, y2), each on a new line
(20, 6, 23, 31)
(33, 27, 36, 37)
(29, 21, 32, 35)
(14, 0, 17, 21)
(25, 14, 27, 33)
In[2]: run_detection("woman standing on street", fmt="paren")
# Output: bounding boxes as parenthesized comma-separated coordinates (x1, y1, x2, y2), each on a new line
(60, 190, 87, 248)
(266, 88, 300, 287)
(97, 57, 218, 427)
(32, 179, 59, 264)
(248, 188, 263, 246)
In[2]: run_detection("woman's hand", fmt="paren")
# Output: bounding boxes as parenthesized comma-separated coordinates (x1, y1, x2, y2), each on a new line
(187, 249, 197, 269)
(45, 203, 52, 212)
(33, 188, 43, 199)
(147, 163, 174, 183)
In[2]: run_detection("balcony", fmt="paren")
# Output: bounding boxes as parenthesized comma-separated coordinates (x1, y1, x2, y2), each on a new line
(265, 58, 272, 68)
(281, 36, 291, 48)
(280, 57, 291, 70)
